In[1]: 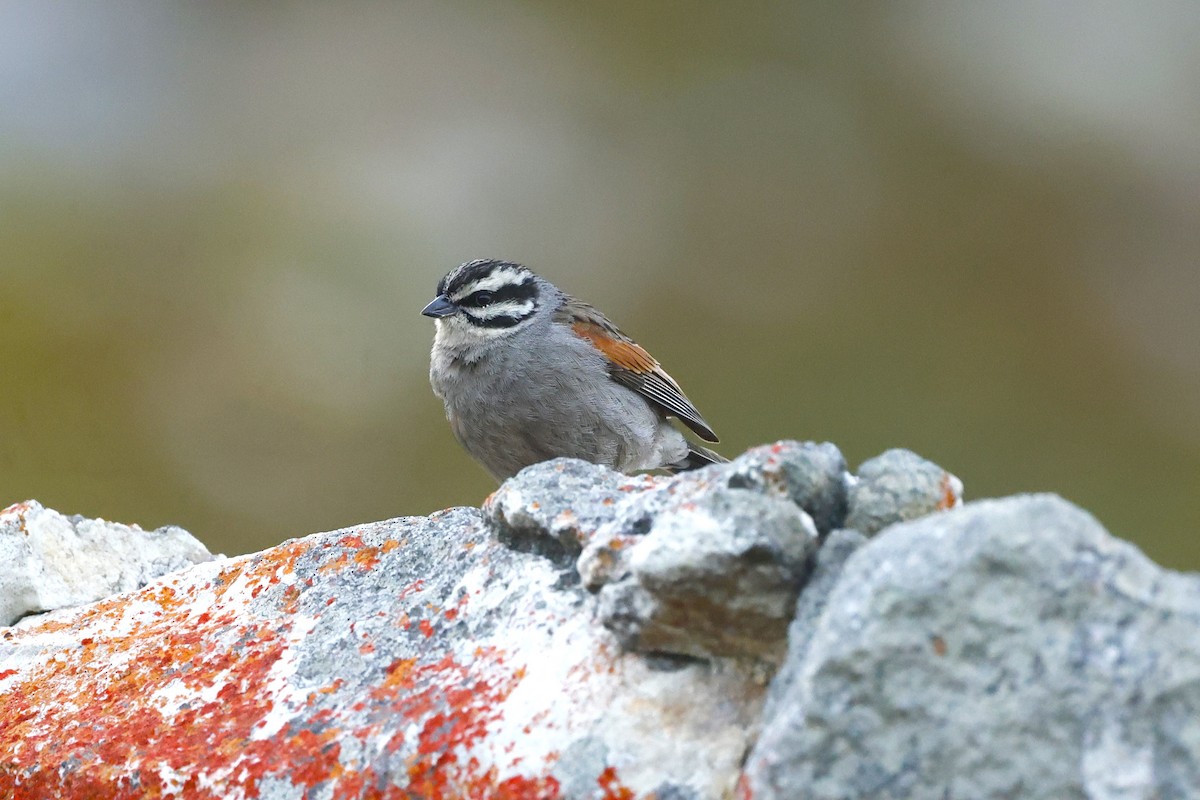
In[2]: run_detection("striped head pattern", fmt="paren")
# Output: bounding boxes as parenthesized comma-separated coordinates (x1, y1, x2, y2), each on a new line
(423, 259, 543, 334)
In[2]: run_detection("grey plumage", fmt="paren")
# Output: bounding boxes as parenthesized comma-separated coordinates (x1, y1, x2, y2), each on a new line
(423, 259, 725, 482)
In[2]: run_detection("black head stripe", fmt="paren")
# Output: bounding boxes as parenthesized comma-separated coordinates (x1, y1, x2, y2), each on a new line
(440, 259, 531, 298)
(468, 313, 525, 329)
(457, 279, 537, 308)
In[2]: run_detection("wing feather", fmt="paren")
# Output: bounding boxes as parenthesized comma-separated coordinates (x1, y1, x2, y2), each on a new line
(557, 298, 719, 443)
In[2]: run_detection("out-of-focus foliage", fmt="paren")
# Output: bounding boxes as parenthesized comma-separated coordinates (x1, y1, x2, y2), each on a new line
(2, 2, 1197, 565)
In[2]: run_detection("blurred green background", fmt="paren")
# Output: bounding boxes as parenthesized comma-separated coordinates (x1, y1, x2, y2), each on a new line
(2, 3, 1197, 567)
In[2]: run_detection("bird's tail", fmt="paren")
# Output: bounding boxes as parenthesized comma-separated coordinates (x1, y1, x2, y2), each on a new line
(667, 442, 728, 473)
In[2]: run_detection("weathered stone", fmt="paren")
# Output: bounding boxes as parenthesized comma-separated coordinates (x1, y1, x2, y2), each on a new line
(760, 528, 867, 722)
(596, 488, 819, 660)
(495, 451, 835, 661)
(743, 494, 1200, 800)
(0, 500, 214, 626)
(845, 448, 962, 535)
(0, 505, 764, 799)
(12, 443, 1194, 799)
(724, 440, 849, 534)
(485, 458, 657, 566)
(575, 442, 842, 592)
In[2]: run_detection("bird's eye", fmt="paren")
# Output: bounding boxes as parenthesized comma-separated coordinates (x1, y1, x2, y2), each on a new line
(474, 291, 494, 306)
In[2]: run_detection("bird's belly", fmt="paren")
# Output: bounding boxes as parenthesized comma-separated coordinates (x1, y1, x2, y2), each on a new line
(444, 374, 659, 479)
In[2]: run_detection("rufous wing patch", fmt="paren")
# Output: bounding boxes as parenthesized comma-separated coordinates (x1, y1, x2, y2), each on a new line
(571, 321, 657, 374)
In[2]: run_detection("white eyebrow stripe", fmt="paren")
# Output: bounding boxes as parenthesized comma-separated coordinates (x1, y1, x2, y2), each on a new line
(456, 267, 530, 296)
(469, 299, 535, 319)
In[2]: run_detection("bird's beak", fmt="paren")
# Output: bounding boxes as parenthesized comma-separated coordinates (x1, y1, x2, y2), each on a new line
(421, 294, 458, 318)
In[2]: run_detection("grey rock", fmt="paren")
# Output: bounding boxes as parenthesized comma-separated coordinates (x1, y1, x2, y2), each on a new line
(761, 528, 867, 722)
(553, 736, 610, 798)
(505, 446, 936, 662)
(595, 488, 820, 659)
(845, 448, 962, 535)
(511, 442, 848, 584)
(18, 443, 1192, 799)
(575, 442, 843, 591)
(744, 494, 1200, 800)
(485, 458, 656, 566)
(574, 461, 729, 592)
(485, 452, 839, 660)
(651, 783, 701, 800)
(0, 499, 215, 626)
(724, 440, 850, 534)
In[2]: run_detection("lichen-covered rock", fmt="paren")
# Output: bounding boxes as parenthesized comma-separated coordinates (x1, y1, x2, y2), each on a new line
(11, 443, 1192, 800)
(845, 448, 962, 535)
(743, 494, 1200, 799)
(0, 506, 764, 799)
(0, 500, 215, 626)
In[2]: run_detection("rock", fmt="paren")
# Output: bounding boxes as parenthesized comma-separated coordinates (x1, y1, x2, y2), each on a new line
(845, 448, 962, 535)
(495, 444, 953, 661)
(724, 440, 849, 535)
(15, 443, 1192, 799)
(0, 500, 215, 626)
(743, 494, 1200, 800)
(594, 488, 819, 660)
(492, 450, 828, 660)
(485, 458, 657, 566)
(0, 505, 764, 799)
(760, 528, 867, 722)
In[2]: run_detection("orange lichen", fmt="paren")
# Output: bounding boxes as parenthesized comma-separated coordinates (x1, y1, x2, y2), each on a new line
(937, 473, 960, 511)
(0, 525, 650, 800)
(354, 547, 385, 570)
(399, 580, 427, 599)
(379, 658, 417, 691)
(0, 591, 303, 799)
(597, 766, 635, 799)
(319, 551, 353, 574)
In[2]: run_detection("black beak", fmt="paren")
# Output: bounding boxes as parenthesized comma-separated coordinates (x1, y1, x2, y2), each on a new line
(421, 294, 458, 318)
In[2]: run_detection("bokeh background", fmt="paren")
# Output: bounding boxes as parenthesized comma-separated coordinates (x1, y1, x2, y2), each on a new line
(2, 2, 1197, 567)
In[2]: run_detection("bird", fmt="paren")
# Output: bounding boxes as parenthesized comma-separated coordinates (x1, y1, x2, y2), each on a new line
(421, 258, 725, 482)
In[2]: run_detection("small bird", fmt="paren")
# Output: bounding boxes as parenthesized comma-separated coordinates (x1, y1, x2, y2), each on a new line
(422, 259, 725, 482)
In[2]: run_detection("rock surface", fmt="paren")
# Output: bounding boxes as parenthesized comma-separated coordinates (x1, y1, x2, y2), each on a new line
(2, 442, 1196, 800)
(844, 447, 963, 535)
(0, 494, 770, 799)
(583, 485, 818, 660)
(744, 494, 1200, 800)
(0, 500, 215, 626)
